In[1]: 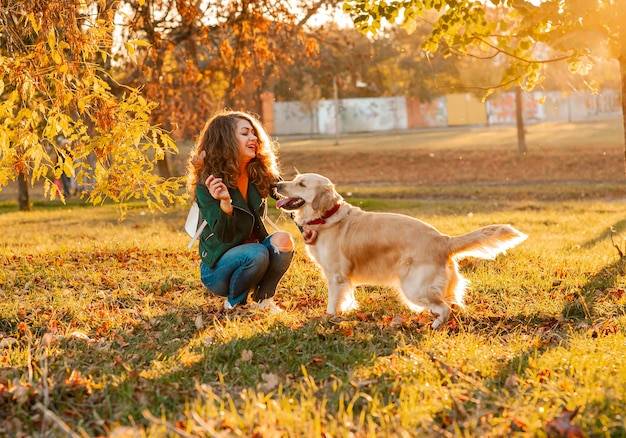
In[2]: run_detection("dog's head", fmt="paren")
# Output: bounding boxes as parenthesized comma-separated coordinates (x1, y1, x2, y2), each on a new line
(276, 173, 343, 225)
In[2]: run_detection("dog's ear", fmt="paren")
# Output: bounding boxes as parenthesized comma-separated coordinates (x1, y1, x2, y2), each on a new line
(311, 183, 338, 212)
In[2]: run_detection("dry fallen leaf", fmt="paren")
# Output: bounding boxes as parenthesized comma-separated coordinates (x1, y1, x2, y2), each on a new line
(69, 331, 92, 342)
(241, 349, 253, 362)
(41, 332, 56, 347)
(109, 425, 142, 437)
(114, 334, 129, 348)
(259, 373, 279, 392)
(504, 374, 520, 389)
(0, 337, 18, 349)
(10, 380, 31, 404)
(195, 314, 204, 330)
(546, 407, 583, 438)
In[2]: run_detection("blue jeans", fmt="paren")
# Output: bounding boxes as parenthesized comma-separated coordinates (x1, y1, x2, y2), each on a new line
(200, 234, 294, 307)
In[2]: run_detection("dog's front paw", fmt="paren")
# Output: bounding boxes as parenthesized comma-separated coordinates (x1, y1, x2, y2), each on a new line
(340, 299, 359, 313)
(431, 318, 443, 329)
(429, 304, 451, 329)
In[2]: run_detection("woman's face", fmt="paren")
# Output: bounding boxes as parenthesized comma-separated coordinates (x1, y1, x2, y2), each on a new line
(235, 118, 258, 164)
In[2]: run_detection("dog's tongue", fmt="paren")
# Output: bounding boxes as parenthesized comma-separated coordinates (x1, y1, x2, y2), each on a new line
(276, 197, 305, 210)
(276, 198, 290, 209)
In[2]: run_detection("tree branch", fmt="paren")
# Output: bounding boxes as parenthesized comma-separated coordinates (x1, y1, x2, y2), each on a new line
(471, 35, 574, 65)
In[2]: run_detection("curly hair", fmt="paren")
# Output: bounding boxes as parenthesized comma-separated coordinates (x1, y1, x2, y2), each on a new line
(186, 110, 281, 199)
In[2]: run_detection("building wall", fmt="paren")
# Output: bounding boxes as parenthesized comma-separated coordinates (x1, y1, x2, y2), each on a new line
(446, 94, 487, 126)
(266, 90, 621, 136)
(486, 90, 622, 125)
(406, 97, 448, 128)
(272, 101, 319, 135)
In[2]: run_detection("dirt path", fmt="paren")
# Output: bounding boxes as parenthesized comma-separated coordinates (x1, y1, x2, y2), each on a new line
(279, 145, 624, 186)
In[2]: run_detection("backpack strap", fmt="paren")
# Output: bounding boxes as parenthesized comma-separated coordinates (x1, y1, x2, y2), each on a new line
(188, 219, 207, 249)
(263, 215, 282, 233)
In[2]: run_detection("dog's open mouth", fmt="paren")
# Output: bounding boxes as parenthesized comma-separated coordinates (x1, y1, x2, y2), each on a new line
(276, 197, 305, 210)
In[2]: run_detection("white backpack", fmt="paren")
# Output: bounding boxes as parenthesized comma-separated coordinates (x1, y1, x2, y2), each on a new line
(185, 201, 207, 249)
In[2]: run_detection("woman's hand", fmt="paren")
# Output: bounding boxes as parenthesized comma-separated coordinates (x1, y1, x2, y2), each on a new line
(206, 175, 230, 201)
(206, 175, 233, 214)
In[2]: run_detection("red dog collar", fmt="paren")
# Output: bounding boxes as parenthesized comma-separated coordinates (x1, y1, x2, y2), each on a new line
(306, 203, 342, 225)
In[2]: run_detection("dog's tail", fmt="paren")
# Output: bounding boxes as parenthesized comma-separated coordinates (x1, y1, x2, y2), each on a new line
(448, 224, 527, 260)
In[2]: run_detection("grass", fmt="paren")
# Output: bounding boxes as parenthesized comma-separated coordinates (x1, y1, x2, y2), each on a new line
(275, 119, 624, 152)
(1, 119, 626, 436)
(1, 195, 626, 437)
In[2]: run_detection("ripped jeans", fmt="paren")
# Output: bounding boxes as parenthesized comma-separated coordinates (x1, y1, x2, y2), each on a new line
(200, 233, 294, 307)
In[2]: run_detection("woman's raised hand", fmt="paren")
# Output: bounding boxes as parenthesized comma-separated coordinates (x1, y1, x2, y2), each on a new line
(205, 175, 231, 200)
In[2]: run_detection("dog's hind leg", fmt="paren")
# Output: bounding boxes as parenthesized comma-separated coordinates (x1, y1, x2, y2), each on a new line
(398, 264, 451, 328)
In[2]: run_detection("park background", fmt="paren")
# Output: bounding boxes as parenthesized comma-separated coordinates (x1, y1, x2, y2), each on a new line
(3, 1, 626, 437)
(263, 89, 621, 135)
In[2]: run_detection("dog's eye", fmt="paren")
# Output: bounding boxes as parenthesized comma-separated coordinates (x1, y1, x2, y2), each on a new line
(297, 181, 306, 187)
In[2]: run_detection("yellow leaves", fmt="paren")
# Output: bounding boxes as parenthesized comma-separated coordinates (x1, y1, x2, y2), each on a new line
(129, 39, 151, 47)
(47, 28, 64, 65)
(125, 40, 151, 64)
(65, 369, 95, 395)
(27, 12, 41, 35)
(125, 43, 137, 64)
(338, 320, 358, 337)
(0, 10, 183, 210)
(47, 28, 57, 51)
(77, 97, 88, 113)
(422, 38, 439, 55)
(401, 18, 418, 35)
(50, 50, 63, 65)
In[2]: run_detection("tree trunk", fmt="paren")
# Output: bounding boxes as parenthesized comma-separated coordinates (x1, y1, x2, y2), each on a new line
(618, 54, 626, 181)
(156, 118, 172, 179)
(157, 155, 171, 179)
(17, 171, 30, 211)
(515, 86, 527, 153)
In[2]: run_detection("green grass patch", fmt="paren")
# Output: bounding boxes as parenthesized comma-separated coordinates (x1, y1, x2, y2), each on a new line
(1, 190, 626, 436)
(338, 182, 626, 204)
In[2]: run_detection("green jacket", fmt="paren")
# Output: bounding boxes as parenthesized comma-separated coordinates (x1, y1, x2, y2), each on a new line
(196, 181, 269, 268)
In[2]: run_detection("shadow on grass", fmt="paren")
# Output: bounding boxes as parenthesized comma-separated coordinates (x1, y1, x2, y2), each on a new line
(561, 254, 626, 324)
(581, 218, 626, 251)
(2, 247, 626, 436)
(3, 283, 624, 436)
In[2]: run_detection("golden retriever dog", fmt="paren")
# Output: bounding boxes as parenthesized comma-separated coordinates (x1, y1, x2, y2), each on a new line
(276, 173, 527, 328)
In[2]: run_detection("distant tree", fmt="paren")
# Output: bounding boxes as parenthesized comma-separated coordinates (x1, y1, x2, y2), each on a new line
(344, 0, 626, 166)
(115, 0, 339, 142)
(0, 0, 181, 211)
(274, 21, 460, 103)
(370, 23, 461, 100)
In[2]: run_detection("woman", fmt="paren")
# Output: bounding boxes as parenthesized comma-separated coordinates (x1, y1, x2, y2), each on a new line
(187, 110, 294, 312)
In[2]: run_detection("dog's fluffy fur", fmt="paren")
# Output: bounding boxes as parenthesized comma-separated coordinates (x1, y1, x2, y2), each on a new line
(276, 173, 527, 328)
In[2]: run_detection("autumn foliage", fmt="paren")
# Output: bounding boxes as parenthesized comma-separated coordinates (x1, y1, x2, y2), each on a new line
(0, 0, 183, 209)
